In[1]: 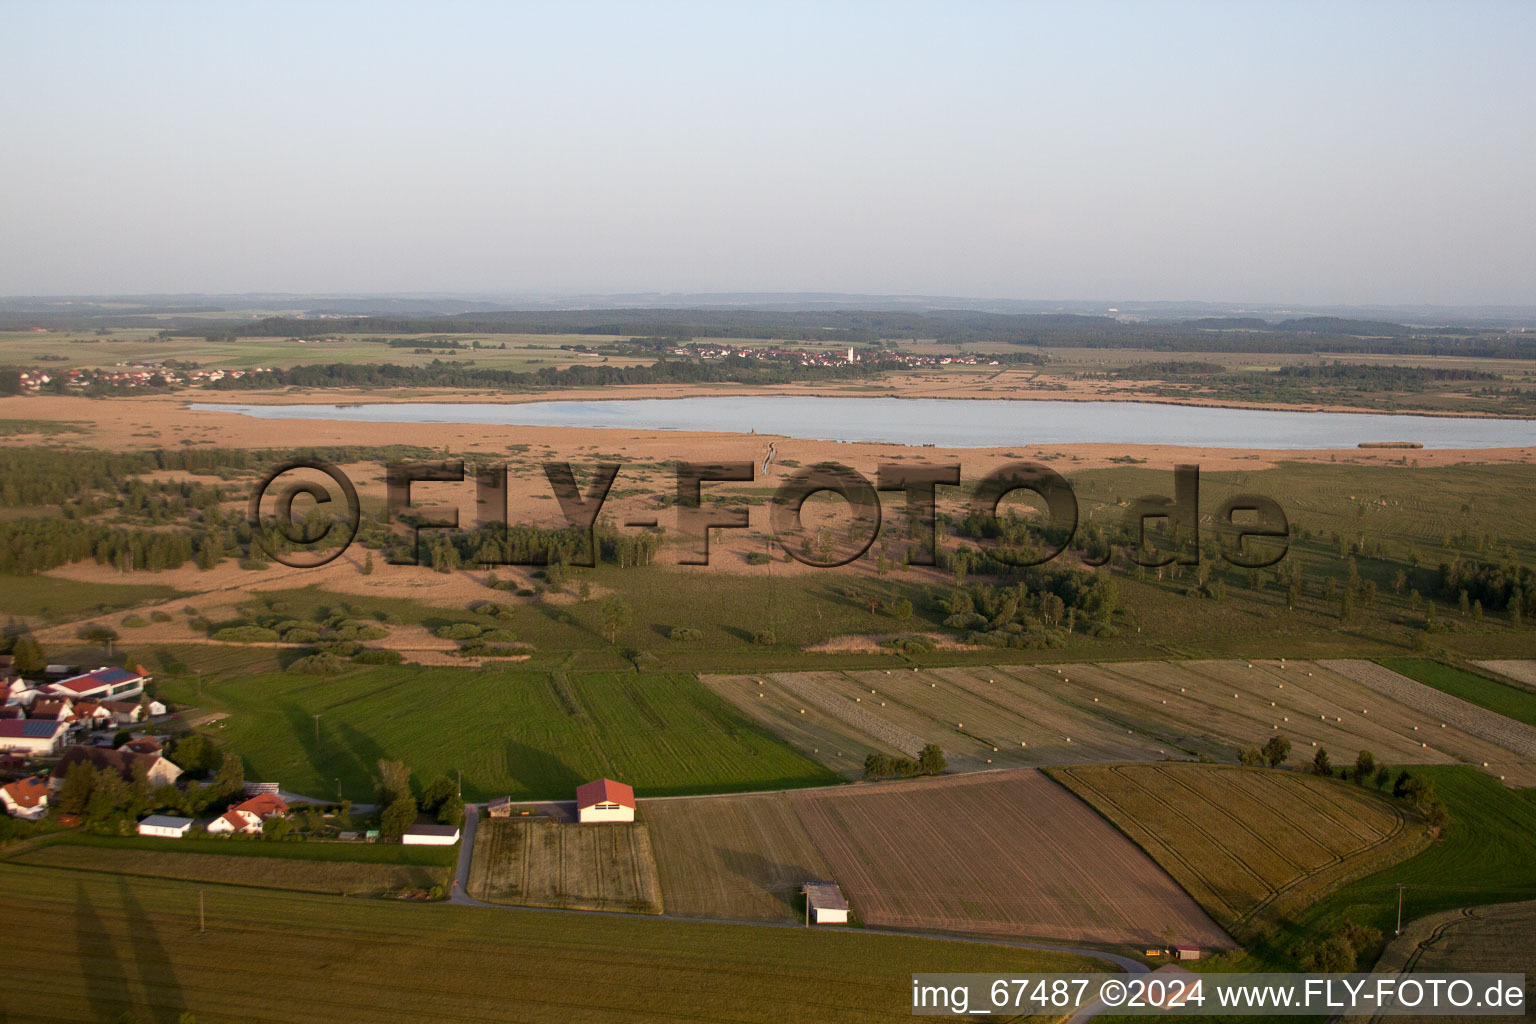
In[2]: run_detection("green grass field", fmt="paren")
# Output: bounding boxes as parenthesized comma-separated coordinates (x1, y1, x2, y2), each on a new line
(158, 666, 841, 801)
(1380, 658, 1536, 728)
(0, 573, 185, 620)
(31, 832, 457, 866)
(0, 862, 1096, 1023)
(11, 843, 451, 897)
(1286, 767, 1536, 953)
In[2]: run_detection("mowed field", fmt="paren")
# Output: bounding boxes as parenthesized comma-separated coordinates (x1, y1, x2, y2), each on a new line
(703, 660, 1536, 785)
(787, 769, 1230, 948)
(643, 792, 832, 922)
(171, 667, 839, 801)
(0, 864, 1097, 1024)
(467, 818, 663, 914)
(1358, 900, 1536, 1023)
(1051, 764, 1424, 939)
(11, 844, 449, 896)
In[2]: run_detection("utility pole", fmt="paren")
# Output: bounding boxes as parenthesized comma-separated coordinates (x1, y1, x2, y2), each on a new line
(336, 778, 342, 803)
(457, 768, 462, 798)
(199, 889, 205, 934)
(313, 713, 321, 746)
(1396, 884, 1406, 935)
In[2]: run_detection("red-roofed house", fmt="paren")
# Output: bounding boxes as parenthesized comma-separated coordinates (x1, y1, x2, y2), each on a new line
(575, 778, 635, 823)
(0, 776, 49, 820)
(28, 698, 74, 724)
(233, 793, 289, 820)
(46, 667, 147, 702)
(72, 701, 115, 729)
(121, 736, 163, 756)
(0, 719, 68, 756)
(206, 808, 262, 834)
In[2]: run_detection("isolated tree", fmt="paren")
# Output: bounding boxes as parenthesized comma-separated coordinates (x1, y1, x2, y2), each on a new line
(85, 770, 134, 825)
(10, 635, 46, 676)
(213, 752, 245, 798)
(1373, 764, 1391, 790)
(600, 596, 632, 645)
(57, 763, 98, 815)
(171, 734, 217, 774)
(1262, 735, 1291, 768)
(419, 775, 456, 814)
(77, 625, 119, 654)
(1310, 747, 1332, 776)
(1239, 747, 1263, 767)
(917, 744, 946, 776)
(380, 796, 417, 838)
(437, 793, 465, 827)
(1353, 750, 1376, 784)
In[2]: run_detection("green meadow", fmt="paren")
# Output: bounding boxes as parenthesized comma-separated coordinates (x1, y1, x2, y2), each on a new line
(156, 666, 840, 801)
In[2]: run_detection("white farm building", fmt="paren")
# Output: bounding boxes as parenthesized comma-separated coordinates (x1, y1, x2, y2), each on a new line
(576, 778, 635, 823)
(137, 815, 192, 838)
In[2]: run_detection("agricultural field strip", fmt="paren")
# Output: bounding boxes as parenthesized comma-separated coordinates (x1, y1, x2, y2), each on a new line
(767, 671, 927, 755)
(1351, 901, 1536, 1024)
(468, 818, 663, 914)
(11, 844, 448, 895)
(1470, 660, 1536, 693)
(871, 666, 1156, 765)
(703, 672, 897, 776)
(1054, 768, 1249, 922)
(710, 661, 1536, 785)
(1054, 765, 1409, 934)
(1087, 764, 1277, 914)
(2, 862, 1101, 1024)
(642, 794, 832, 919)
(1156, 767, 1404, 924)
(1163, 659, 1532, 779)
(1322, 659, 1536, 758)
(787, 771, 1230, 947)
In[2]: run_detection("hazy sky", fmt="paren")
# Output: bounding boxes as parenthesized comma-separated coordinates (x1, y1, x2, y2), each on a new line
(4, 2, 1533, 304)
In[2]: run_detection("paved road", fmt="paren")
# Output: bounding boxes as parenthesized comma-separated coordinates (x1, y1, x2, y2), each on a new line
(447, 801, 1148, 984)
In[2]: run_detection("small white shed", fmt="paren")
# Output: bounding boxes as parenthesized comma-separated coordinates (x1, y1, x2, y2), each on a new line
(801, 881, 849, 925)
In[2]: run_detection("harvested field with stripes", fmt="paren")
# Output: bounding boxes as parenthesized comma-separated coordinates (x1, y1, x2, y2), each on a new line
(1051, 763, 1427, 939)
(1322, 660, 1536, 769)
(787, 769, 1230, 948)
(643, 792, 832, 921)
(467, 818, 663, 914)
(703, 660, 1536, 785)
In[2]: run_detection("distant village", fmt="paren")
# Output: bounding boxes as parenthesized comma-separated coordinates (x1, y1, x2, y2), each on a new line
(6, 337, 1006, 393)
(12, 364, 274, 392)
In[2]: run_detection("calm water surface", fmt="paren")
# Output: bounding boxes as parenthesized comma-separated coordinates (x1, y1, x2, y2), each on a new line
(190, 396, 1536, 450)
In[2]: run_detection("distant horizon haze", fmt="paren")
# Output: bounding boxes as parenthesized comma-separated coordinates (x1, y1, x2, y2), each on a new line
(4, 2, 1533, 305)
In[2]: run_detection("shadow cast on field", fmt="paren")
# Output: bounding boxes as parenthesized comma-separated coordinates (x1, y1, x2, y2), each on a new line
(74, 878, 129, 1023)
(279, 701, 375, 800)
(116, 876, 185, 1024)
(503, 740, 583, 802)
(718, 846, 817, 912)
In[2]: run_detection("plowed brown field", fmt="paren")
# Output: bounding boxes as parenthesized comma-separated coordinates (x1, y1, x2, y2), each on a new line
(643, 792, 832, 921)
(788, 769, 1231, 948)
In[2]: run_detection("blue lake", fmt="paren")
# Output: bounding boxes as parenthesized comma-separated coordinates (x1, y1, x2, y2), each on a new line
(191, 396, 1536, 450)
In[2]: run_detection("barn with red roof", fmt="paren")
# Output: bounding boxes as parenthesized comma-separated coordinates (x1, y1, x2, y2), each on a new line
(576, 778, 635, 823)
